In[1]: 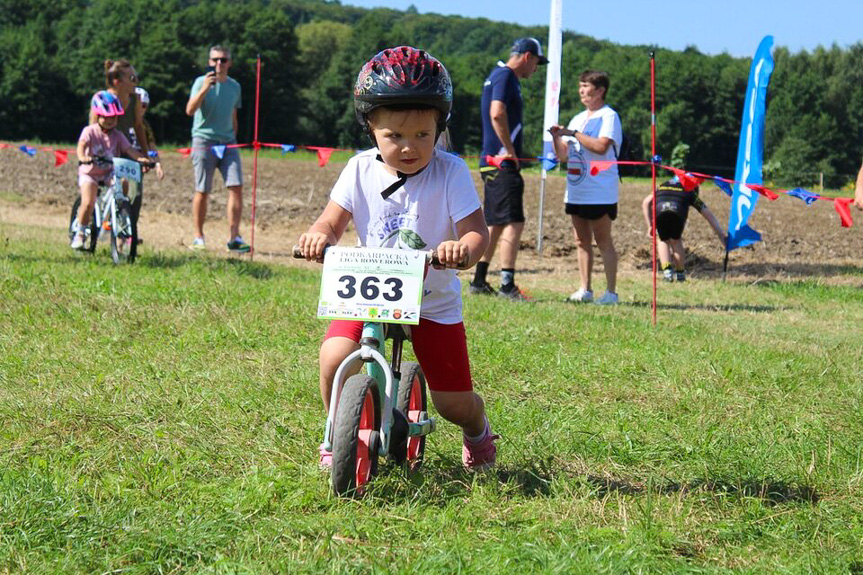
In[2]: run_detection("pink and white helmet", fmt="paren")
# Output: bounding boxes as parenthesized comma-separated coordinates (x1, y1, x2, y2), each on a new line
(91, 90, 124, 117)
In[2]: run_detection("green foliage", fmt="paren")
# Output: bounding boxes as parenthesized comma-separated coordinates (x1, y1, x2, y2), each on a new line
(1, 0, 862, 186)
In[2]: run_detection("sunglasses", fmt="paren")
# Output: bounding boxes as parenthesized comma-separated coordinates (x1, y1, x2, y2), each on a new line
(209, 57, 230, 63)
(127, 73, 138, 82)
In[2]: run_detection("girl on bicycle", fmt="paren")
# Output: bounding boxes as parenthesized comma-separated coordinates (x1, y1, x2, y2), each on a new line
(71, 91, 150, 249)
(298, 46, 499, 471)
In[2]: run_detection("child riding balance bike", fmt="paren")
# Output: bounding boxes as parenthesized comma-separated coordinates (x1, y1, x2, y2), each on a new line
(297, 46, 499, 494)
(71, 90, 152, 252)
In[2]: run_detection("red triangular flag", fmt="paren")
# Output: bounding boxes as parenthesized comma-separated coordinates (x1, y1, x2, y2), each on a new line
(669, 168, 705, 191)
(53, 150, 68, 167)
(177, 147, 192, 158)
(747, 183, 779, 201)
(484, 155, 503, 168)
(0, 142, 10, 149)
(589, 160, 615, 176)
(315, 147, 334, 167)
(834, 198, 853, 228)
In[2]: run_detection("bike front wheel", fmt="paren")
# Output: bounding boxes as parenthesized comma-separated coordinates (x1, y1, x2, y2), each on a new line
(110, 201, 137, 264)
(396, 361, 428, 470)
(331, 374, 381, 497)
(69, 197, 98, 253)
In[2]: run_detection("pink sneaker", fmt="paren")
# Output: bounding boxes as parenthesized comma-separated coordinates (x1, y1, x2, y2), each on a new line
(318, 443, 332, 469)
(462, 425, 500, 471)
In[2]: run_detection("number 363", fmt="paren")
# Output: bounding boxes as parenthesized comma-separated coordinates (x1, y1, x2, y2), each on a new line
(337, 275, 403, 301)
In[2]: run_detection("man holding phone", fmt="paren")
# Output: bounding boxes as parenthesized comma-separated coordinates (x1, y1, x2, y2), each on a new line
(185, 45, 248, 252)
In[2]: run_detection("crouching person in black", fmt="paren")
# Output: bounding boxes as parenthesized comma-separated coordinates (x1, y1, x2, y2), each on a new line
(642, 176, 726, 282)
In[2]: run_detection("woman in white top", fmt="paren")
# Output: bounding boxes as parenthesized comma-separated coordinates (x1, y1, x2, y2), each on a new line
(549, 70, 622, 305)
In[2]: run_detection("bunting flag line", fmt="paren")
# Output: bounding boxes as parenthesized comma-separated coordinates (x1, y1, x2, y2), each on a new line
(586, 158, 856, 229)
(0, 139, 856, 229)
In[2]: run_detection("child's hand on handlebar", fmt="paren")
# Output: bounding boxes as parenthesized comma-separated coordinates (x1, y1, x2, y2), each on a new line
(298, 232, 329, 262)
(433, 240, 469, 269)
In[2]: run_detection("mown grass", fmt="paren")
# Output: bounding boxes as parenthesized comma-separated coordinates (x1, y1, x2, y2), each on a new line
(2, 220, 863, 573)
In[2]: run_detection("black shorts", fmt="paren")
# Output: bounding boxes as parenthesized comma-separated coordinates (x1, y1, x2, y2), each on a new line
(655, 199, 689, 240)
(565, 203, 618, 221)
(481, 163, 525, 226)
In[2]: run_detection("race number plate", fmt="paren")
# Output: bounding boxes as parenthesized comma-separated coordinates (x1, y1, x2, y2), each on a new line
(113, 158, 142, 183)
(317, 246, 425, 325)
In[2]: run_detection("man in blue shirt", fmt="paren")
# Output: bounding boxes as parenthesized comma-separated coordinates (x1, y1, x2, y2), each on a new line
(470, 37, 547, 300)
(186, 45, 249, 253)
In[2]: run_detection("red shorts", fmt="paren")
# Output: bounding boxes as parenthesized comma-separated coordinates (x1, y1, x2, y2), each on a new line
(325, 319, 473, 392)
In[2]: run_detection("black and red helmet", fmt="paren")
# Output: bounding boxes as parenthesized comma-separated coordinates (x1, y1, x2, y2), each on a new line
(354, 46, 453, 134)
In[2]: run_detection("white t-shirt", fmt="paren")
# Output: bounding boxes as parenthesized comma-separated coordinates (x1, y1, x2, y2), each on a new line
(330, 148, 481, 324)
(563, 105, 623, 205)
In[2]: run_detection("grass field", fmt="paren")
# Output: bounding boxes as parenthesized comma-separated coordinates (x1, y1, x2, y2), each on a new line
(2, 220, 863, 573)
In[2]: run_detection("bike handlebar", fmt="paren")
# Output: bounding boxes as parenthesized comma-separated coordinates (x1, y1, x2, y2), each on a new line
(78, 156, 156, 168)
(292, 245, 470, 270)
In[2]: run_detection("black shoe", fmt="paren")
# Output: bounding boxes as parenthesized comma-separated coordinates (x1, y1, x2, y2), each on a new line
(469, 281, 497, 296)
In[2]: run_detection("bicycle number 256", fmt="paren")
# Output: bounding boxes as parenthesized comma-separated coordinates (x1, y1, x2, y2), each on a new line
(317, 246, 425, 325)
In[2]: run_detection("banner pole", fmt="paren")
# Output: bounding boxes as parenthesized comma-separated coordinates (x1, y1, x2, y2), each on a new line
(537, 172, 546, 253)
(250, 54, 261, 259)
(650, 51, 657, 326)
(538, 0, 562, 255)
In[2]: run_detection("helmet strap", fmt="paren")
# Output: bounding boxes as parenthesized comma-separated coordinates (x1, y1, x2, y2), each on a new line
(376, 154, 428, 199)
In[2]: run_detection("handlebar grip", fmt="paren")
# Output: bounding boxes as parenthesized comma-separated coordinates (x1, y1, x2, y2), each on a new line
(291, 245, 304, 259)
(428, 250, 470, 270)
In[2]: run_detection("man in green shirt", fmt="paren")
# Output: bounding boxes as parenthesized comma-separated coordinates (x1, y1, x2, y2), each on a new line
(186, 45, 249, 253)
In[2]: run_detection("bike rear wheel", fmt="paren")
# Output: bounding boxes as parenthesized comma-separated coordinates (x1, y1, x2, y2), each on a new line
(69, 197, 98, 253)
(110, 201, 137, 264)
(396, 361, 428, 470)
(331, 374, 381, 497)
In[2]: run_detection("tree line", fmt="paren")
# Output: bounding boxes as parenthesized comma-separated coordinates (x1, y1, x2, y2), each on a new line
(2, 0, 862, 187)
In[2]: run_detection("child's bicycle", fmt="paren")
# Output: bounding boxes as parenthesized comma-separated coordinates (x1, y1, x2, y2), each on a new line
(293, 245, 468, 497)
(69, 157, 152, 264)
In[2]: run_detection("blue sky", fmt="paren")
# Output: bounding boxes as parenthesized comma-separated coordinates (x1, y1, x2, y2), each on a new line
(342, 0, 861, 57)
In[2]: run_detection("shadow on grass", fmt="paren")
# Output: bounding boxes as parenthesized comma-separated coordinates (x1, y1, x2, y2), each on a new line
(584, 474, 819, 505)
(141, 251, 276, 279)
(628, 300, 782, 313)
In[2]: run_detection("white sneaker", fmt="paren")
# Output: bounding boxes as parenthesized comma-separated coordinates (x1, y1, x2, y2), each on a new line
(594, 292, 619, 306)
(189, 237, 206, 251)
(70, 232, 85, 250)
(567, 288, 593, 303)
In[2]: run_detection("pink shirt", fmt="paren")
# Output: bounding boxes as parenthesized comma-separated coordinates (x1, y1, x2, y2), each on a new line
(77, 124, 132, 181)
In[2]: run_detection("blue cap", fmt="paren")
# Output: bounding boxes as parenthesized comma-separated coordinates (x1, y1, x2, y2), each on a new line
(511, 37, 549, 64)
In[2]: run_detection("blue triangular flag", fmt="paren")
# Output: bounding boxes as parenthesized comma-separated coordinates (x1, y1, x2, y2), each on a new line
(19, 145, 37, 157)
(539, 157, 558, 172)
(280, 144, 295, 154)
(728, 224, 762, 250)
(787, 187, 818, 205)
(713, 177, 733, 197)
(211, 145, 226, 159)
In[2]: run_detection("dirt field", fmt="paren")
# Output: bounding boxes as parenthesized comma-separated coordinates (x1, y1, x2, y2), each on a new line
(2, 149, 861, 290)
